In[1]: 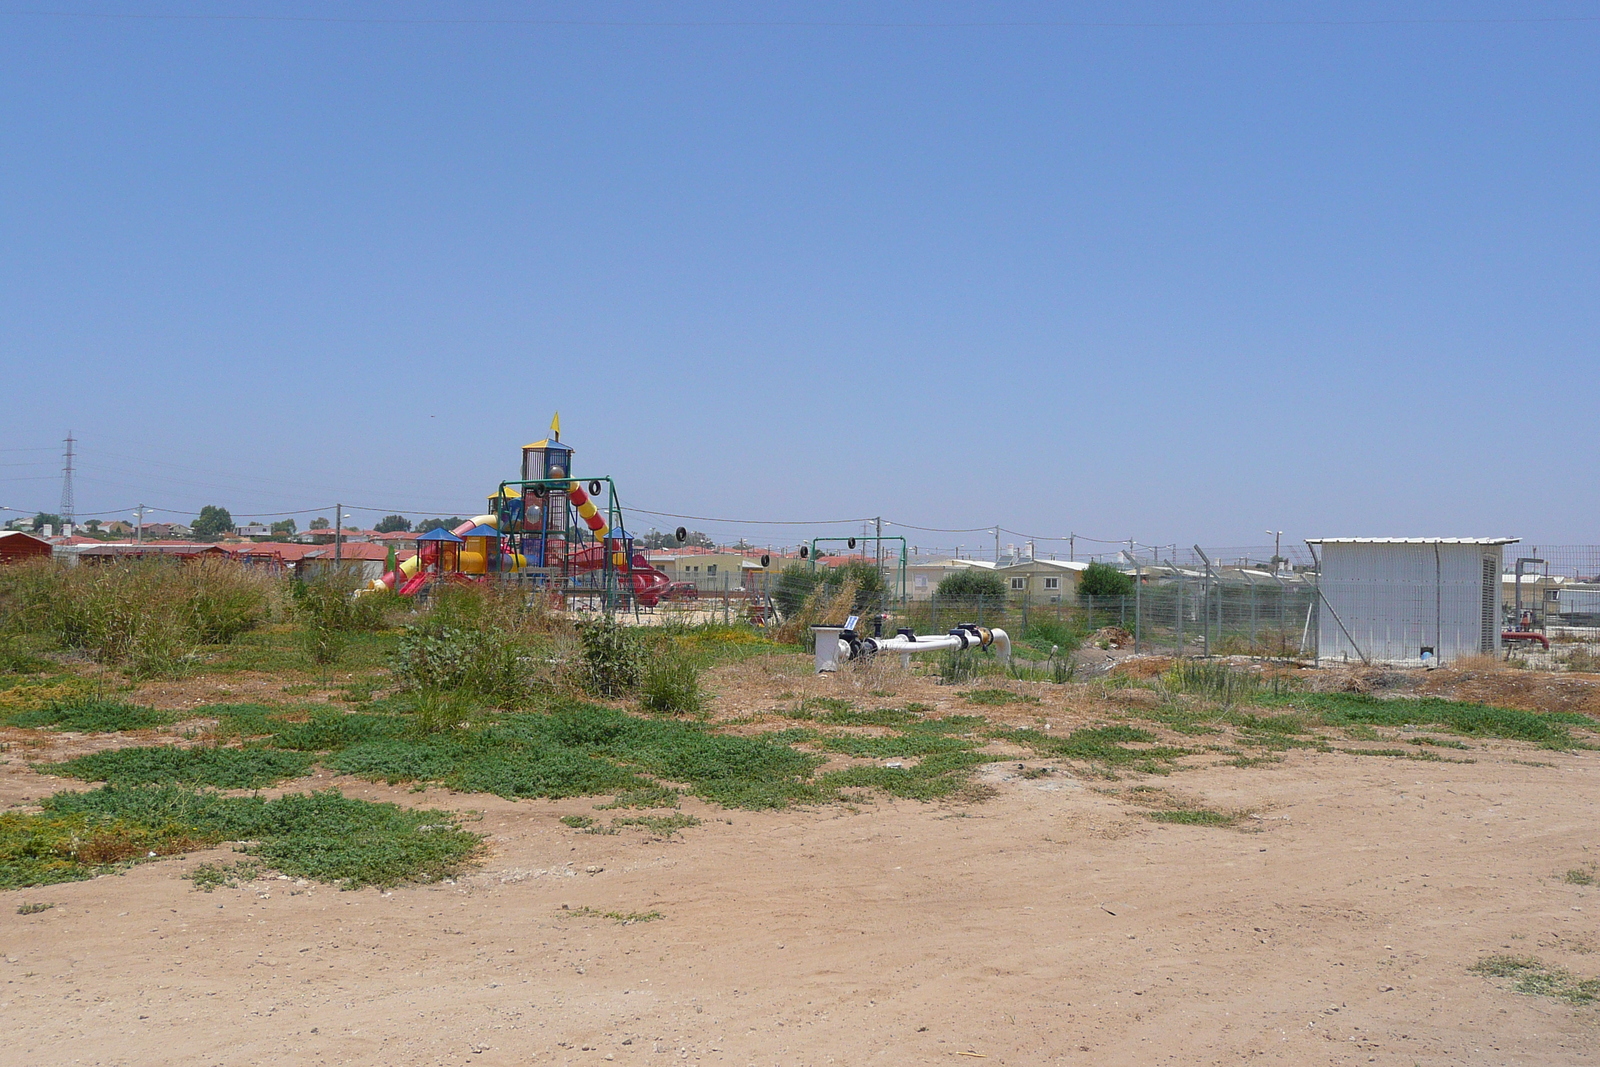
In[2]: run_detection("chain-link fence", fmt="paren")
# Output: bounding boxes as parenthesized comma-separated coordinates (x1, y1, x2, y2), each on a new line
(885, 578, 1317, 658)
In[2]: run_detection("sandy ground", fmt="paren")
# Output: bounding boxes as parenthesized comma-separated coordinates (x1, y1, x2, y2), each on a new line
(4, 725, 1599, 1066)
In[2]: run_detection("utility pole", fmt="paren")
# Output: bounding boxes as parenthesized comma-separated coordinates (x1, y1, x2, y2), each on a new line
(1266, 530, 1283, 574)
(136, 504, 145, 545)
(335, 504, 343, 565)
(994, 526, 1000, 564)
(59, 431, 75, 529)
(1069, 533, 1075, 562)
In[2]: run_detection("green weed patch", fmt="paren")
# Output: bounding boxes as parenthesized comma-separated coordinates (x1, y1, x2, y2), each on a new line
(612, 812, 701, 835)
(1471, 955, 1600, 1006)
(1275, 693, 1593, 748)
(5, 698, 176, 733)
(964, 689, 1039, 706)
(1148, 809, 1239, 827)
(188, 860, 264, 891)
(327, 702, 827, 809)
(563, 905, 663, 925)
(1004, 725, 1189, 772)
(820, 750, 992, 801)
(267, 708, 407, 751)
(40, 745, 314, 789)
(2, 785, 481, 890)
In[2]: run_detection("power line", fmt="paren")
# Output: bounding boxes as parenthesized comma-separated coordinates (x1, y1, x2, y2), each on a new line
(627, 506, 871, 527)
(883, 520, 995, 534)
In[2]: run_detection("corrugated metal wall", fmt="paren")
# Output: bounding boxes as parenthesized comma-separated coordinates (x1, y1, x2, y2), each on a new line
(1317, 543, 1504, 664)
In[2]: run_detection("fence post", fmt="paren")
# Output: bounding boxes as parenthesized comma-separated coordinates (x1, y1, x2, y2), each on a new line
(1176, 577, 1185, 657)
(1133, 558, 1142, 654)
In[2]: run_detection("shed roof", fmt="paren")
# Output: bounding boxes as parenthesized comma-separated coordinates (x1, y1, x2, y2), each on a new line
(1000, 559, 1090, 572)
(1306, 537, 1519, 546)
(416, 528, 465, 543)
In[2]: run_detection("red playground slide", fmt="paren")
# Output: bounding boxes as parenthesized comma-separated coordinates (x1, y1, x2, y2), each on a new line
(568, 544, 672, 607)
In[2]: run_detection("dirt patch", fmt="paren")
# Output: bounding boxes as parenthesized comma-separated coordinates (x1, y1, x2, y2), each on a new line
(6, 741, 1598, 1065)
(131, 671, 334, 711)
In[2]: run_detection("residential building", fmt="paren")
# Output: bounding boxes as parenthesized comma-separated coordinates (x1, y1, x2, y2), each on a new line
(996, 558, 1090, 602)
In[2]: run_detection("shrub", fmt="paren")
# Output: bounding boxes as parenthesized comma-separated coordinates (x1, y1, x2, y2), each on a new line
(575, 618, 644, 698)
(391, 624, 530, 705)
(935, 569, 1007, 600)
(1079, 561, 1134, 598)
(772, 564, 821, 619)
(639, 654, 703, 716)
(774, 561, 887, 622)
(293, 568, 397, 665)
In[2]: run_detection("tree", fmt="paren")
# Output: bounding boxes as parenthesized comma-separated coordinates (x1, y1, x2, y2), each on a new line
(31, 512, 63, 533)
(192, 505, 234, 540)
(309, 517, 331, 530)
(416, 517, 467, 534)
(374, 514, 412, 533)
(636, 528, 715, 549)
(1078, 561, 1134, 598)
(935, 569, 1007, 600)
(271, 519, 298, 537)
(773, 560, 888, 619)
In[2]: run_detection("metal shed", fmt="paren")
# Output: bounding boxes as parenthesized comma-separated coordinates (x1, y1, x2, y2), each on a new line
(1307, 538, 1517, 666)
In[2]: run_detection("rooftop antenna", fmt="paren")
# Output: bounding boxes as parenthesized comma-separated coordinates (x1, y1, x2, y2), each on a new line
(60, 431, 75, 526)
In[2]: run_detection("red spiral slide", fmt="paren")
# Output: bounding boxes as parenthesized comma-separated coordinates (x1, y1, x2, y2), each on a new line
(568, 544, 672, 607)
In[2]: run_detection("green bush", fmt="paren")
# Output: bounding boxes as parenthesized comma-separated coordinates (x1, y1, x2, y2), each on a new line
(1078, 561, 1134, 598)
(774, 560, 888, 619)
(576, 618, 644, 697)
(293, 569, 396, 666)
(639, 654, 703, 716)
(935, 569, 1007, 600)
(772, 564, 821, 619)
(391, 624, 530, 705)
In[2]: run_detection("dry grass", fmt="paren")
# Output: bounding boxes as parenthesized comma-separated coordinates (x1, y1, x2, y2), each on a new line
(771, 578, 859, 645)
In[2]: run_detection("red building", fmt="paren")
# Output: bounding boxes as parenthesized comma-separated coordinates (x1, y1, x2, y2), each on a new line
(0, 530, 51, 564)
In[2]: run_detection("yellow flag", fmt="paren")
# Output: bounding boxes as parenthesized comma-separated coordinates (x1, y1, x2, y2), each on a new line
(550, 412, 560, 440)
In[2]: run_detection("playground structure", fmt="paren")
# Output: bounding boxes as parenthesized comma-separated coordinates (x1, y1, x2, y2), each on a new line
(812, 617, 1012, 673)
(371, 417, 671, 611)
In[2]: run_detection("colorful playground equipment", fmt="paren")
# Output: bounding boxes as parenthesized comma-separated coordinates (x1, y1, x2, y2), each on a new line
(370, 416, 671, 610)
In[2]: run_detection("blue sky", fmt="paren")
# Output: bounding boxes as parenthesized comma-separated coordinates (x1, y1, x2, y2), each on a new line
(1, 1, 1596, 556)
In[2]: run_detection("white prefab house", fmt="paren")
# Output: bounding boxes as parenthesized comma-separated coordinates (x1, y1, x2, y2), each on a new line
(1307, 538, 1517, 665)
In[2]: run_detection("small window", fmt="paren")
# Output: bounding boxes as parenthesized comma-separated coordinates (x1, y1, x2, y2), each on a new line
(1044, 577, 1059, 590)
(1011, 577, 1025, 591)
(707, 564, 717, 576)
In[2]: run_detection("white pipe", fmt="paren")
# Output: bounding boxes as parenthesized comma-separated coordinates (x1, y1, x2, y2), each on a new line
(813, 625, 1011, 672)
